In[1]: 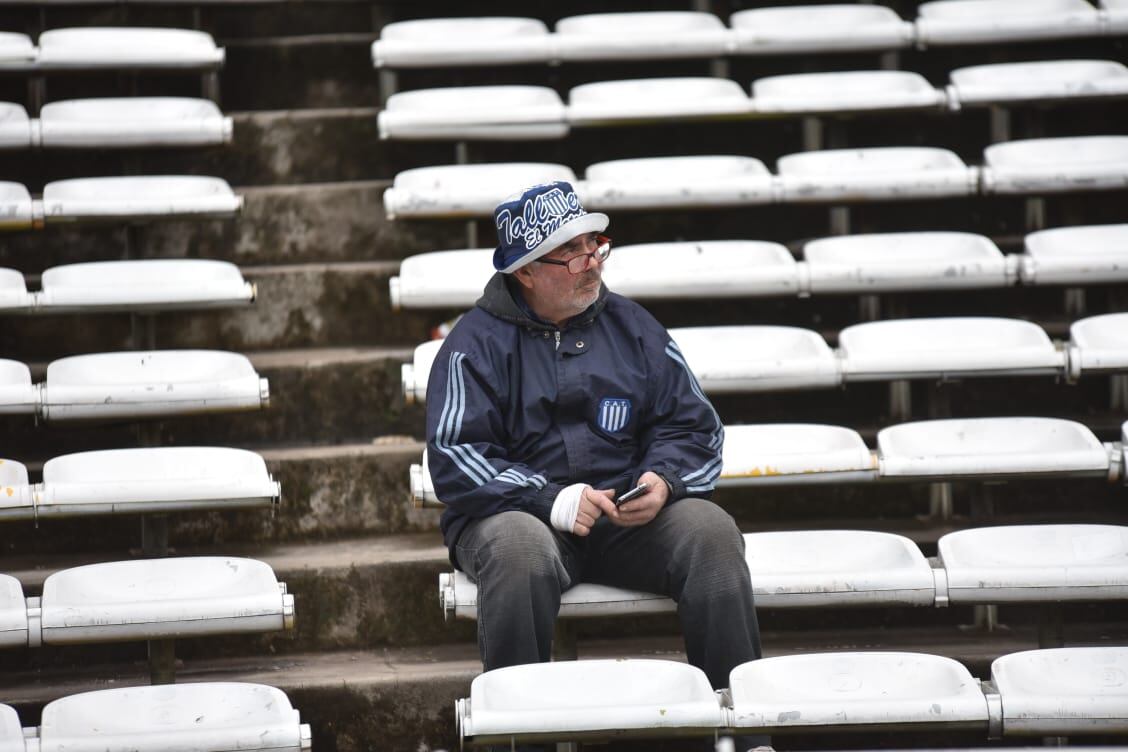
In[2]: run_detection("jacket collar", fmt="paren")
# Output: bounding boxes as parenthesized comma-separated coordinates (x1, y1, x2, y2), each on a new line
(476, 272, 608, 332)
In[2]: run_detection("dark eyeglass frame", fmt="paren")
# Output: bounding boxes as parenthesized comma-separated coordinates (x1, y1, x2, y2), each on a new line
(535, 235, 612, 274)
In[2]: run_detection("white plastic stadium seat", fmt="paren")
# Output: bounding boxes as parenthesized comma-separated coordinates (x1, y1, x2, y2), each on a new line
(39, 259, 254, 313)
(0, 269, 33, 311)
(1106, 0, 1128, 34)
(720, 424, 877, 486)
(915, 0, 1104, 47)
(38, 683, 311, 752)
(583, 155, 774, 210)
(729, 652, 989, 732)
(383, 163, 577, 219)
(0, 575, 28, 649)
(804, 232, 1010, 293)
(390, 248, 492, 310)
(777, 147, 978, 203)
(1020, 223, 1128, 285)
(0, 705, 21, 752)
(751, 71, 946, 115)
(877, 417, 1112, 480)
(669, 326, 841, 392)
(1070, 313, 1128, 373)
(0, 182, 34, 231)
(555, 12, 730, 62)
(981, 136, 1128, 194)
(0, 103, 32, 149)
(992, 647, 1128, 735)
(838, 317, 1064, 381)
(746, 530, 935, 607)
(441, 529, 931, 619)
(40, 350, 269, 421)
(35, 27, 224, 69)
(41, 175, 241, 223)
(393, 241, 799, 311)
(0, 32, 36, 65)
(39, 557, 292, 643)
(603, 240, 800, 300)
(457, 659, 724, 744)
(372, 17, 552, 68)
(938, 525, 1128, 603)
(948, 60, 1128, 107)
(37, 447, 280, 519)
(0, 360, 36, 415)
(0, 458, 32, 520)
(410, 449, 436, 507)
(441, 571, 671, 621)
(402, 339, 442, 405)
(730, 5, 914, 54)
(568, 78, 751, 126)
(38, 97, 232, 148)
(378, 86, 567, 141)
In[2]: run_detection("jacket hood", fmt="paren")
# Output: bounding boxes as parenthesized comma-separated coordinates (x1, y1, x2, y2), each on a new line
(475, 272, 608, 331)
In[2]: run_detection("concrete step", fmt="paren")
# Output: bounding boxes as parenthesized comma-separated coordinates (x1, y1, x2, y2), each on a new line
(3, 96, 1128, 188)
(1, 181, 465, 271)
(2, 261, 445, 359)
(4, 440, 438, 557)
(0, 347, 423, 456)
(4, 622, 1128, 752)
(5, 486, 1127, 656)
(7, 256, 1128, 359)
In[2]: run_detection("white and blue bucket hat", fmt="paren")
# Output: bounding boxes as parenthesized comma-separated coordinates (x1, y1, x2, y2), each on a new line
(492, 181, 609, 273)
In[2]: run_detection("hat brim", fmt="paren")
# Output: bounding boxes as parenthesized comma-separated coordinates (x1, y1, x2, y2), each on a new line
(499, 212, 610, 274)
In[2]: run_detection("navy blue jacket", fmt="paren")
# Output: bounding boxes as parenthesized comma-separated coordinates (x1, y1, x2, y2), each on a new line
(425, 273, 724, 561)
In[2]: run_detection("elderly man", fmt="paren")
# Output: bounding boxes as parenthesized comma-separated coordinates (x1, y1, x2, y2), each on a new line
(425, 181, 762, 697)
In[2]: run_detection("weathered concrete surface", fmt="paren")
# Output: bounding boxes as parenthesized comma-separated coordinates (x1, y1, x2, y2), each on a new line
(0, 347, 422, 457)
(0, 109, 458, 188)
(1, 181, 467, 272)
(1, 262, 446, 358)
(5, 623, 1128, 752)
(0, 441, 437, 558)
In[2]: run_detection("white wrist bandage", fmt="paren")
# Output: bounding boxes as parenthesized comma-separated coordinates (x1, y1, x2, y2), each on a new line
(550, 483, 589, 533)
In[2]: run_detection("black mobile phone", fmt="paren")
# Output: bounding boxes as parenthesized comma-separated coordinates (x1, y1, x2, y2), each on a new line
(615, 482, 651, 507)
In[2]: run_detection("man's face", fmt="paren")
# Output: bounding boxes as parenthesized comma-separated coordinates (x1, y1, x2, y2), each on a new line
(518, 231, 605, 324)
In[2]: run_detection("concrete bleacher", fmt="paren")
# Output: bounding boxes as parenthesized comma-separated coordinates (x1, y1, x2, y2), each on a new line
(1, 0, 1126, 750)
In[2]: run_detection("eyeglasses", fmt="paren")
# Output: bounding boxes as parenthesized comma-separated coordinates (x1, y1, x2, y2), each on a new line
(536, 235, 612, 274)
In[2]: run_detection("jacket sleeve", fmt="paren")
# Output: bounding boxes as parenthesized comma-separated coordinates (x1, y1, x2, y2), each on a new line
(636, 328, 725, 501)
(425, 344, 563, 524)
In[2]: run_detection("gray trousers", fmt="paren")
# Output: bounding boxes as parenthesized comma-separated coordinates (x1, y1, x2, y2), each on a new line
(453, 498, 762, 690)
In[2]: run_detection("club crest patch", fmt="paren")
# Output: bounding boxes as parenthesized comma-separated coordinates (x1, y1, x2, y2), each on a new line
(597, 397, 632, 433)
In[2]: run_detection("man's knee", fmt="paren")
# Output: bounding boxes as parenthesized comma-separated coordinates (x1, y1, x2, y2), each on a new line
(664, 500, 748, 582)
(459, 511, 566, 580)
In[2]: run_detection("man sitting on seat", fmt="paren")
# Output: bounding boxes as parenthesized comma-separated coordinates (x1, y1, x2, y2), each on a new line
(425, 180, 763, 724)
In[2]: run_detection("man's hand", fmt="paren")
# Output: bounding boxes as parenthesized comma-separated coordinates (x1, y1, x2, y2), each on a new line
(612, 471, 669, 527)
(573, 486, 617, 536)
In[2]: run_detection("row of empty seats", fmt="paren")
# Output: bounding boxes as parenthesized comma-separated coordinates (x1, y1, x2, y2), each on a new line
(402, 313, 1128, 404)
(1, 556, 292, 647)
(0, 27, 223, 71)
(373, 2, 1128, 68)
(411, 417, 1128, 507)
(438, 524, 1128, 619)
(0, 176, 241, 231)
(1, 683, 311, 752)
(379, 60, 1128, 140)
(0, 350, 268, 420)
(391, 225, 1128, 309)
(383, 135, 1128, 218)
(0, 98, 232, 148)
(0, 446, 279, 521)
(456, 647, 1128, 745)
(1, 259, 254, 313)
